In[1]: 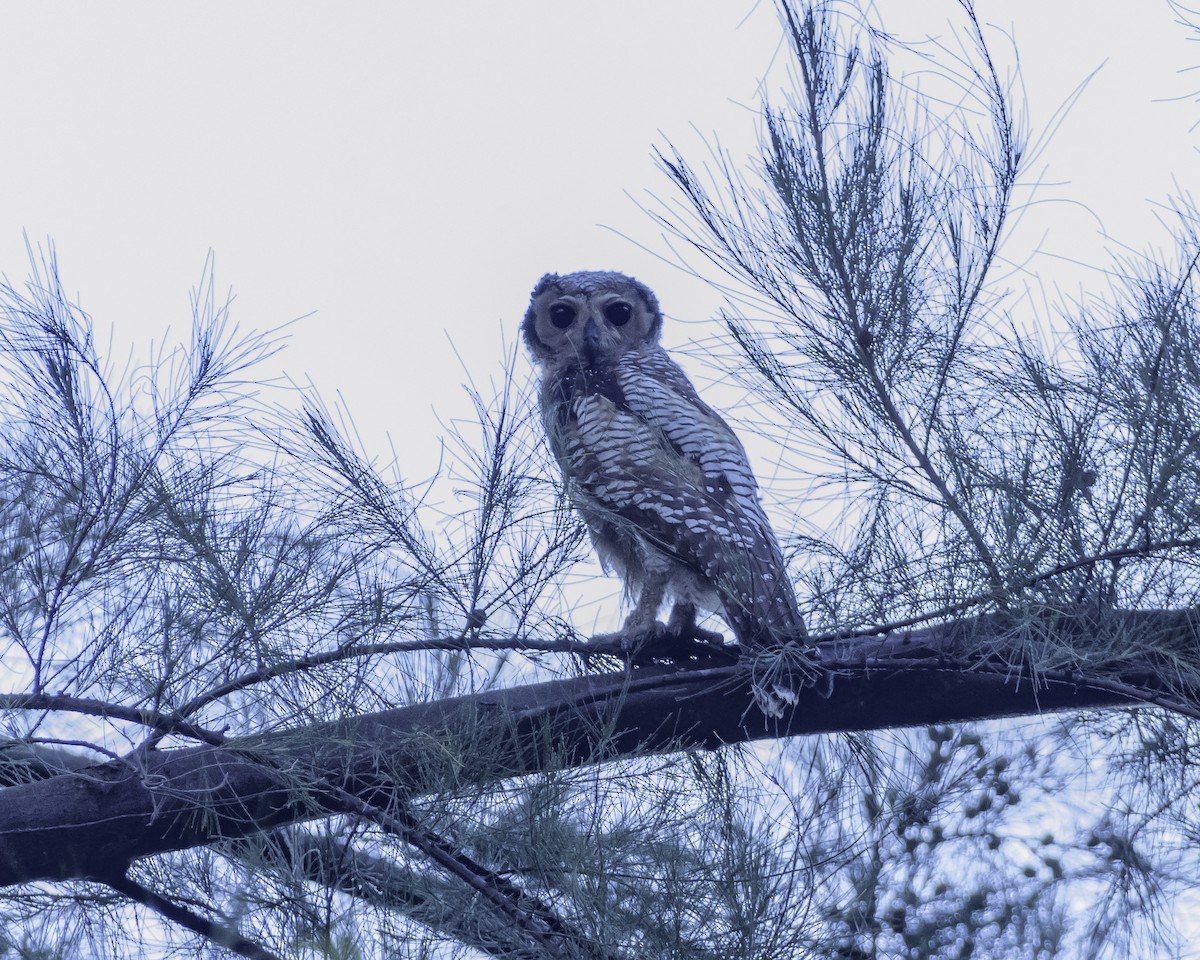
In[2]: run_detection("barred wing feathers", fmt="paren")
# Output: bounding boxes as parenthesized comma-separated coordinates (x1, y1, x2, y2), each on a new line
(553, 346, 807, 647)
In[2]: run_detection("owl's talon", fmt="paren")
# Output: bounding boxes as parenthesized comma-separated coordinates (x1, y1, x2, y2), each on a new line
(589, 619, 734, 665)
(631, 621, 735, 664)
(619, 620, 670, 663)
(587, 623, 664, 660)
(675, 624, 725, 647)
(662, 602, 729, 655)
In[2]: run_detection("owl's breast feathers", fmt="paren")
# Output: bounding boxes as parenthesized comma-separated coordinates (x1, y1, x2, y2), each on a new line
(543, 348, 805, 645)
(543, 350, 738, 516)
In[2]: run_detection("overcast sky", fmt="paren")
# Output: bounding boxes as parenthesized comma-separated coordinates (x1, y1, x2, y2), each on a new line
(0, 1, 1197, 483)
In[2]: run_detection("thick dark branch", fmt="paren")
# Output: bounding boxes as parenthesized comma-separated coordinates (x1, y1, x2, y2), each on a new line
(1, 609, 1195, 890)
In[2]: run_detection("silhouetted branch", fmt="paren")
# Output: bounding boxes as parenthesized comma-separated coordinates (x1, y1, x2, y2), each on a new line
(3, 608, 1193, 890)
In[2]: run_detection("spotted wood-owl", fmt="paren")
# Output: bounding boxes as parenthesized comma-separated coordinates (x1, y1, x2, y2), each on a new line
(523, 271, 827, 702)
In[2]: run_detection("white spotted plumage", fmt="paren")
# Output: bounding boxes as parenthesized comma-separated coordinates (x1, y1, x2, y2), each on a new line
(522, 270, 827, 698)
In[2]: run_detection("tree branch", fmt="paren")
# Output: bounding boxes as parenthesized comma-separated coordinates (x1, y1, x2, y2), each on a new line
(104, 871, 284, 960)
(1, 608, 1194, 890)
(0, 693, 227, 745)
(330, 787, 616, 960)
(238, 827, 587, 960)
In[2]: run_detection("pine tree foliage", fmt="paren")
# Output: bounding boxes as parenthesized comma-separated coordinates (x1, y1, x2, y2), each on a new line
(3, 3, 1200, 958)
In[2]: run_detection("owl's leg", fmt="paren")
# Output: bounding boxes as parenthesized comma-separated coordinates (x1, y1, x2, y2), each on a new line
(665, 602, 725, 646)
(596, 580, 730, 661)
(588, 577, 667, 657)
(622, 574, 668, 638)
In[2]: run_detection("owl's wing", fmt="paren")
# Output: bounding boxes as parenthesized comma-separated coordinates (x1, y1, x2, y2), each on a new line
(589, 347, 805, 645)
(615, 348, 760, 502)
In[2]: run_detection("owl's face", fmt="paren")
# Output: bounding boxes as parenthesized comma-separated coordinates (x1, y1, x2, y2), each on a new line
(523, 271, 662, 368)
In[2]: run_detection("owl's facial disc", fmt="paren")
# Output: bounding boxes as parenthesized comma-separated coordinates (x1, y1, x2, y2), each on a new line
(523, 271, 663, 365)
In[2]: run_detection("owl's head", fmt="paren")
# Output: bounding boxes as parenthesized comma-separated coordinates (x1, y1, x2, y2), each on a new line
(523, 271, 662, 367)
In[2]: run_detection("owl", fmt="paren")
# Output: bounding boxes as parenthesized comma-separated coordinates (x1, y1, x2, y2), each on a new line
(523, 270, 828, 704)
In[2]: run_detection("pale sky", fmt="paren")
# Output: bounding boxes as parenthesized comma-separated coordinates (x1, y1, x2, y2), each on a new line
(0, 1, 1196, 483)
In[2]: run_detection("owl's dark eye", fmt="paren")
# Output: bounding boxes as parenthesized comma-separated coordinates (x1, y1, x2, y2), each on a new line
(604, 301, 633, 326)
(548, 304, 577, 329)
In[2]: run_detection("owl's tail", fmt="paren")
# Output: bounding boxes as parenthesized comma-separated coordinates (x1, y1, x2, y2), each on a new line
(718, 548, 808, 647)
(718, 545, 832, 700)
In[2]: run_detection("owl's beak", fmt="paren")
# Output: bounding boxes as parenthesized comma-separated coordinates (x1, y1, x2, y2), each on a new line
(582, 318, 602, 359)
(583, 318, 601, 348)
